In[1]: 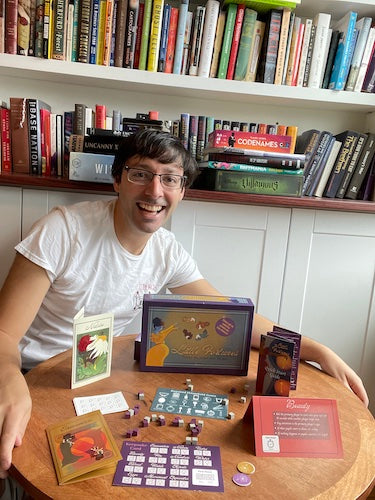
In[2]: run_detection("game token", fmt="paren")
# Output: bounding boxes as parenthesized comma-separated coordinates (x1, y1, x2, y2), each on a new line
(237, 461, 256, 474)
(232, 473, 251, 487)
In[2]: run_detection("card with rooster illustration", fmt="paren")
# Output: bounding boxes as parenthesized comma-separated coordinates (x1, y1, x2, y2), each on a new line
(71, 307, 114, 389)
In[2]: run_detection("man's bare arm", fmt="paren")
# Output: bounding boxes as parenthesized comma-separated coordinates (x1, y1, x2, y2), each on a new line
(0, 253, 51, 478)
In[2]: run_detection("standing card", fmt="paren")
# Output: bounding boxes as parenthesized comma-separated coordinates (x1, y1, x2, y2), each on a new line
(255, 334, 295, 397)
(71, 307, 114, 389)
(113, 441, 224, 492)
(271, 326, 301, 389)
(252, 396, 343, 458)
(151, 388, 228, 420)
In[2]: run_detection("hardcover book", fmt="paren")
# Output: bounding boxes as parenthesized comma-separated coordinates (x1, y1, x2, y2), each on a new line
(233, 8, 257, 81)
(172, 0, 189, 74)
(245, 19, 265, 81)
(336, 132, 368, 198)
(10, 97, 30, 173)
(197, 0, 220, 78)
(226, 3, 245, 80)
(256, 8, 282, 84)
(209, 10, 226, 78)
(46, 410, 121, 484)
(139, 293, 254, 375)
(345, 133, 375, 199)
(329, 11, 358, 90)
(217, 2, 237, 79)
(208, 129, 293, 153)
(307, 12, 331, 88)
(345, 17, 373, 91)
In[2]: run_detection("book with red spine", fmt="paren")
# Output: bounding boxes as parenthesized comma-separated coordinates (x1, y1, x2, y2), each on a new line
(133, 0, 144, 69)
(164, 6, 178, 73)
(0, 106, 12, 172)
(95, 104, 107, 129)
(226, 3, 245, 80)
(40, 107, 51, 176)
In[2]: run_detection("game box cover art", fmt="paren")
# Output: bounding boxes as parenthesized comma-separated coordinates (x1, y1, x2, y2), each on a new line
(139, 294, 254, 375)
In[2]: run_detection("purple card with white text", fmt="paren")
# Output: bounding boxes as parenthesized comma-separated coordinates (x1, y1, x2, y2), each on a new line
(113, 441, 224, 492)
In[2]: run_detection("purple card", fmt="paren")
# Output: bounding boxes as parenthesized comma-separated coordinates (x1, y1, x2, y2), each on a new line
(271, 326, 301, 390)
(113, 441, 224, 492)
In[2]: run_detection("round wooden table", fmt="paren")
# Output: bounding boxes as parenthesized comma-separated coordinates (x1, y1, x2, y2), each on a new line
(11, 335, 375, 499)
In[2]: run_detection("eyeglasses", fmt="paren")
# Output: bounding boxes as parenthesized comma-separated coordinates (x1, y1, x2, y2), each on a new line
(123, 166, 187, 190)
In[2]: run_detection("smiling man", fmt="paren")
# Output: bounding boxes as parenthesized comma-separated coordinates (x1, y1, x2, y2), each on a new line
(0, 129, 368, 489)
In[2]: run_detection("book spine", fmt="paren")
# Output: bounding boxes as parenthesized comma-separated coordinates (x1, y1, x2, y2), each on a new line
(34, 0, 44, 57)
(205, 161, 304, 174)
(336, 133, 368, 198)
(10, 97, 30, 173)
(50, 112, 57, 176)
(321, 29, 340, 89)
(259, 9, 282, 84)
(196, 115, 206, 161)
(280, 10, 294, 85)
(96, 0, 106, 64)
(124, 0, 139, 68)
(308, 13, 332, 88)
(345, 17, 372, 91)
(209, 10, 226, 78)
(147, 0, 164, 72)
(217, 3, 237, 79)
(113, 0, 127, 66)
(164, 6, 178, 73)
(302, 23, 316, 86)
(56, 113, 63, 176)
(296, 18, 312, 87)
(138, 0, 151, 70)
(65, 0, 75, 61)
(173, 0, 189, 74)
(77, 0, 92, 63)
(188, 115, 198, 159)
(234, 8, 257, 81)
(302, 131, 333, 195)
(180, 9, 192, 74)
(245, 20, 265, 82)
(5, 0, 18, 54)
(290, 21, 304, 86)
(89, 0, 100, 63)
(109, 0, 118, 65)
(0, 107, 12, 172)
(42, 0, 51, 57)
(51, 0, 67, 59)
(27, 99, 43, 174)
(197, 0, 219, 78)
(329, 11, 358, 90)
(95, 104, 106, 129)
(180, 112, 190, 150)
(361, 47, 375, 93)
(74, 103, 87, 134)
(285, 16, 301, 86)
(71, 0, 80, 61)
(324, 131, 359, 198)
(132, 0, 144, 68)
(305, 136, 336, 196)
(354, 28, 375, 92)
(17, 0, 30, 56)
(158, 3, 171, 72)
(313, 140, 342, 198)
(226, 3, 244, 80)
(102, 0, 114, 65)
(345, 134, 375, 199)
(40, 108, 51, 175)
(28, 0, 37, 55)
(189, 5, 205, 76)
(274, 8, 291, 85)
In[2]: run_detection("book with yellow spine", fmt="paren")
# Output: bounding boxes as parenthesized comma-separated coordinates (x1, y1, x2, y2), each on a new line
(147, 0, 165, 71)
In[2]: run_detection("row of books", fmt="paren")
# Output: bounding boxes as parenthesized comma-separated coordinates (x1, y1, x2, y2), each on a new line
(194, 128, 375, 200)
(1, 0, 374, 92)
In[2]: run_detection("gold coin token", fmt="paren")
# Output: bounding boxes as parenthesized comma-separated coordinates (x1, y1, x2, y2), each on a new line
(237, 461, 256, 474)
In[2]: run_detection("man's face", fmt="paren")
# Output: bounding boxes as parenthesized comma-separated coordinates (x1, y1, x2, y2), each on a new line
(113, 155, 185, 237)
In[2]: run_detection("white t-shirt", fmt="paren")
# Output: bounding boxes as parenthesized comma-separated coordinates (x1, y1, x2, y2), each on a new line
(15, 199, 202, 369)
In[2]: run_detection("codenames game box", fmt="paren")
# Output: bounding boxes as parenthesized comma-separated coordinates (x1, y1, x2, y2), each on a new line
(207, 130, 293, 154)
(139, 294, 254, 375)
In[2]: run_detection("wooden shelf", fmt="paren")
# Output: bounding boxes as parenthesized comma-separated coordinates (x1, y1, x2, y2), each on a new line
(1, 172, 374, 213)
(1, 54, 375, 112)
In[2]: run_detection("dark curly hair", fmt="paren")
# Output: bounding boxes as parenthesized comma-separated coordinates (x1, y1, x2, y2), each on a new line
(111, 128, 199, 188)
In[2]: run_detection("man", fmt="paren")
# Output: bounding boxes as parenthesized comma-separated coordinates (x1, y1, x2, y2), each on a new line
(0, 129, 368, 485)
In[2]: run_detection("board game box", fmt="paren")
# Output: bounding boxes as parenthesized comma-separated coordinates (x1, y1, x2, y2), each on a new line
(207, 130, 293, 153)
(139, 294, 254, 375)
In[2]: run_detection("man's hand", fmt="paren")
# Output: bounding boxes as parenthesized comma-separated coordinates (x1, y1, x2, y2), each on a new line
(0, 368, 32, 478)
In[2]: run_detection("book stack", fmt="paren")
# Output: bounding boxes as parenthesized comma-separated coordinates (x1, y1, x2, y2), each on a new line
(2, 0, 374, 94)
(295, 128, 375, 200)
(193, 128, 306, 197)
